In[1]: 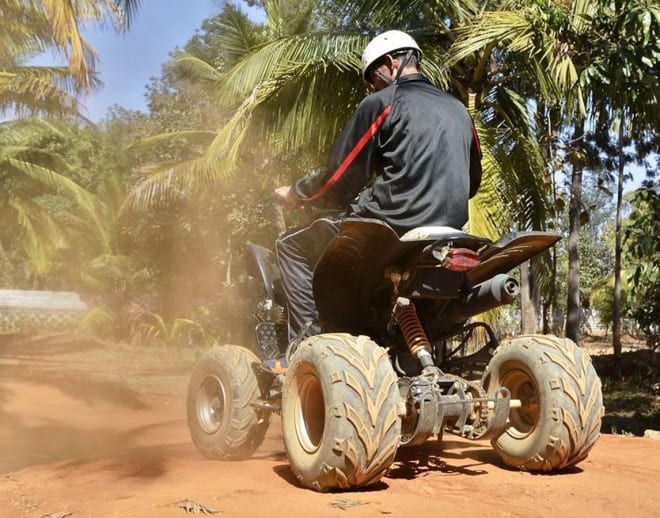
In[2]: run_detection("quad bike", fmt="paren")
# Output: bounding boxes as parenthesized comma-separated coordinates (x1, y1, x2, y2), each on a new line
(186, 218, 603, 491)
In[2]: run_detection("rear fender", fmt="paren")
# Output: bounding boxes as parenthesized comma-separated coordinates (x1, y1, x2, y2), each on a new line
(467, 232, 560, 286)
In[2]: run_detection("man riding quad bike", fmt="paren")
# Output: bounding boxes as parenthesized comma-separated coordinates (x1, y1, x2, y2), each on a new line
(186, 31, 603, 492)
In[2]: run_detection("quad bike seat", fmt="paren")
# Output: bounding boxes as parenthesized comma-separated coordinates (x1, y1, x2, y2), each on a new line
(400, 225, 491, 249)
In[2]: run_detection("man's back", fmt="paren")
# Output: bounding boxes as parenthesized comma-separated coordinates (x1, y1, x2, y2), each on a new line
(351, 74, 481, 234)
(274, 30, 482, 340)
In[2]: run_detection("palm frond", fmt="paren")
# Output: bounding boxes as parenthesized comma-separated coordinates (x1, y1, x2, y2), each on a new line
(174, 54, 224, 83)
(0, 117, 72, 143)
(39, 0, 124, 88)
(129, 130, 218, 153)
(2, 0, 141, 104)
(488, 85, 535, 136)
(452, 11, 539, 63)
(112, 0, 141, 28)
(77, 305, 117, 334)
(6, 155, 112, 250)
(217, 33, 367, 106)
(265, 0, 284, 38)
(7, 195, 70, 274)
(0, 1, 54, 59)
(202, 2, 266, 66)
(124, 157, 202, 210)
(7, 157, 96, 213)
(334, 0, 477, 28)
(0, 66, 89, 117)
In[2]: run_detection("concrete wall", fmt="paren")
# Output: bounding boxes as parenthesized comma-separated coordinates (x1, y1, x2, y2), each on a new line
(0, 290, 88, 334)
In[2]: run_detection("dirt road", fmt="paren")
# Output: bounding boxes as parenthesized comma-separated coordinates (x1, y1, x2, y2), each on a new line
(1, 335, 659, 517)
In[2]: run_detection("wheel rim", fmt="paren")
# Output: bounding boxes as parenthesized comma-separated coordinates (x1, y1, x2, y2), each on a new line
(501, 366, 540, 437)
(293, 365, 325, 454)
(197, 375, 228, 434)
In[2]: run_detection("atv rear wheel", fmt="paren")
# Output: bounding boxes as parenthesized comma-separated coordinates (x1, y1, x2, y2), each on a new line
(282, 333, 401, 491)
(483, 335, 603, 471)
(187, 345, 269, 460)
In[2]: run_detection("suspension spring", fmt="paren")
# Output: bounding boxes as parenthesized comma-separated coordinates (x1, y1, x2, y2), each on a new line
(276, 305, 286, 325)
(394, 300, 432, 356)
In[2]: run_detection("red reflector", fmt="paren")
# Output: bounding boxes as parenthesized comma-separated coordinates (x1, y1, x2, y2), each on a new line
(443, 248, 480, 272)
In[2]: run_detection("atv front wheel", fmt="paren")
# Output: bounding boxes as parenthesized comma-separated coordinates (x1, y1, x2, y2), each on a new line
(483, 335, 603, 471)
(282, 333, 401, 491)
(187, 345, 269, 460)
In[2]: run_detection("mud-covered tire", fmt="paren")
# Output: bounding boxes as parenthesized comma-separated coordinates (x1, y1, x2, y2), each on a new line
(282, 333, 401, 491)
(187, 345, 269, 460)
(483, 335, 603, 471)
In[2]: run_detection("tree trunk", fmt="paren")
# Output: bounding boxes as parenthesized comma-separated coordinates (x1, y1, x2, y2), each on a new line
(565, 120, 584, 344)
(531, 257, 541, 329)
(545, 244, 558, 334)
(225, 236, 233, 286)
(542, 104, 557, 334)
(520, 261, 536, 335)
(521, 261, 538, 334)
(612, 116, 625, 380)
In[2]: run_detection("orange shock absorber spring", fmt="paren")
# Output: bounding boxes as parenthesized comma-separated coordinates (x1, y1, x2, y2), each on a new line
(394, 299, 431, 356)
(276, 305, 286, 325)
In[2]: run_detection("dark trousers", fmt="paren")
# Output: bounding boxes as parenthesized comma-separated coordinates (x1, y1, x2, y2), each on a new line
(275, 218, 340, 340)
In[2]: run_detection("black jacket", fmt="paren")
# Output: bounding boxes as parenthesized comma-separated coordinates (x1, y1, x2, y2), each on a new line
(293, 74, 482, 235)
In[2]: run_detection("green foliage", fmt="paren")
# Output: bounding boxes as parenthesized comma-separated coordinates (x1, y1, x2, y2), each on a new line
(590, 276, 629, 331)
(184, 2, 266, 69)
(132, 0, 554, 250)
(138, 311, 207, 347)
(0, 119, 101, 282)
(77, 305, 119, 338)
(625, 186, 660, 350)
(2, 0, 658, 351)
(580, 0, 660, 133)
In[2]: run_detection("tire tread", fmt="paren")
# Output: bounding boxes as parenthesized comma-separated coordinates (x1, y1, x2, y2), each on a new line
(485, 334, 603, 471)
(187, 345, 268, 460)
(283, 333, 400, 490)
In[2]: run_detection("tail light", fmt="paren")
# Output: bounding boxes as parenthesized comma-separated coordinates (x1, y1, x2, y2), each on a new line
(441, 248, 480, 272)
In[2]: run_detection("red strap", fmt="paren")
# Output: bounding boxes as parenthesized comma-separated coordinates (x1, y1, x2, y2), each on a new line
(471, 122, 482, 156)
(302, 105, 392, 202)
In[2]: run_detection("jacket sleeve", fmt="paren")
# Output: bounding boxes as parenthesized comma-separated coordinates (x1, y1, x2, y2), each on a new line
(469, 120, 482, 198)
(293, 94, 392, 208)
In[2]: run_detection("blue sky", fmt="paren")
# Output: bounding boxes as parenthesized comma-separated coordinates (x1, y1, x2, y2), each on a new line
(80, 1, 263, 121)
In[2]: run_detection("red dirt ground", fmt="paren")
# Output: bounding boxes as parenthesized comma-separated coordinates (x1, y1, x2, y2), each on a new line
(1, 334, 659, 518)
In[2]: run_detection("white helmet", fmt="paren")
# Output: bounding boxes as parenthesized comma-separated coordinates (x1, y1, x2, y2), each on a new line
(361, 30, 422, 81)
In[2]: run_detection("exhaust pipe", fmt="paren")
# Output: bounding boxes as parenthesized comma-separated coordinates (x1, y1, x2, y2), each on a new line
(444, 274, 520, 323)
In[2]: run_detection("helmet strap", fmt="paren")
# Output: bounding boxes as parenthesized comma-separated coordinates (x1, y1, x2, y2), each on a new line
(373, 69, 393, 87)
(372, 49, 415, 88)
(394, 50, 414, 82)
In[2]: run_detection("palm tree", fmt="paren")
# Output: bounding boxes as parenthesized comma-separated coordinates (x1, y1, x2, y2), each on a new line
(450, 0, 612, 339)
(121, 1, 565, 342)
(1, 0, 141, 116)
(0, 0, 141, 283)
(131, 0, 549, 245)
(0, 119, 103, 283)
